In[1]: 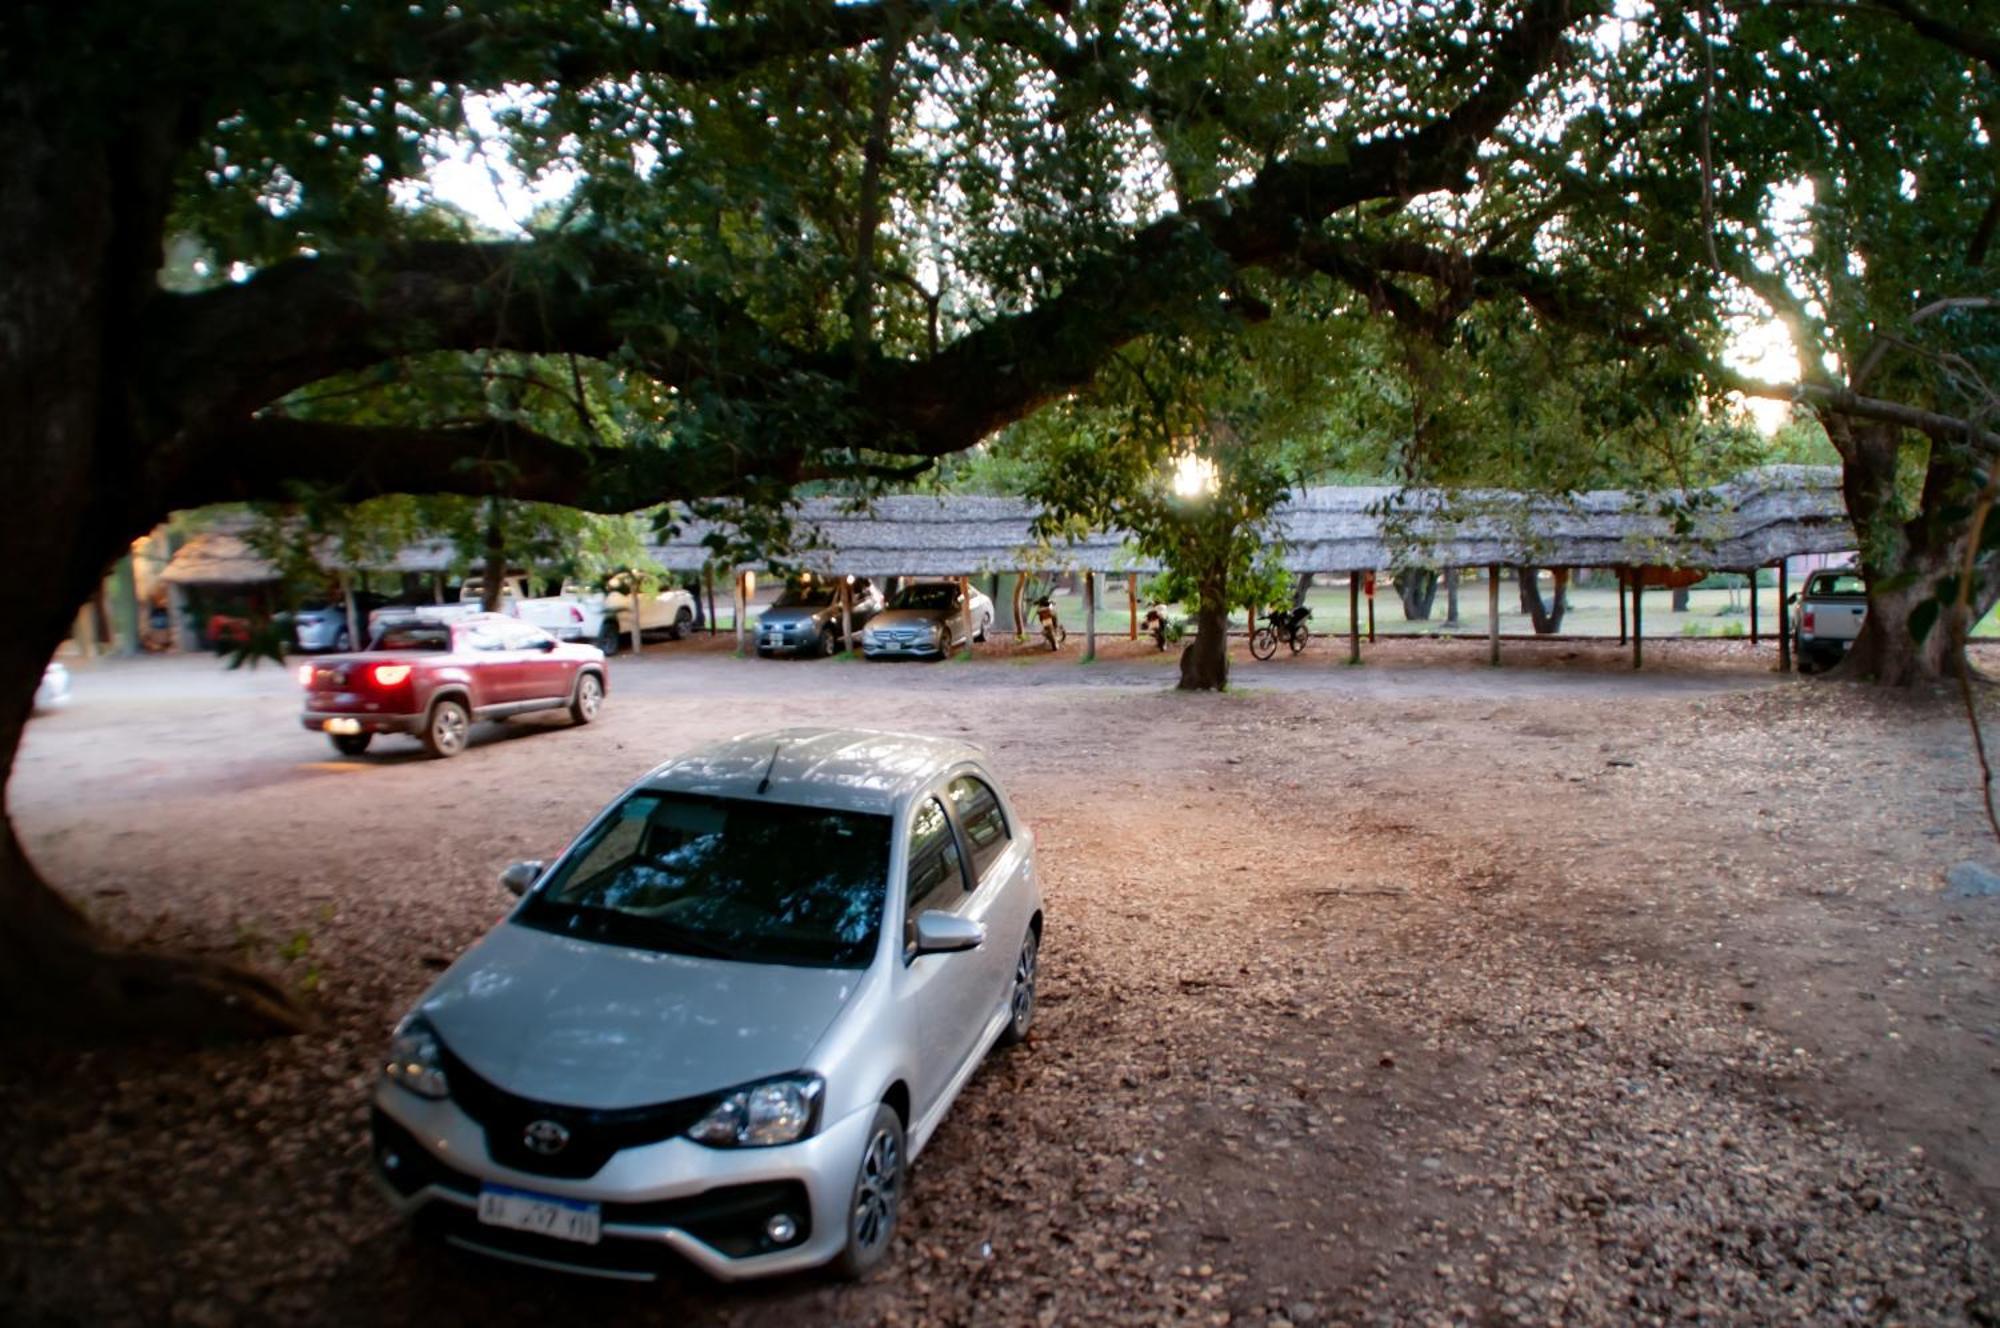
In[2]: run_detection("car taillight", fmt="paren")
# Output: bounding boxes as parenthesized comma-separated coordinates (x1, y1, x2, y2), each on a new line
(372, 664, 413, 686)
(297, 664, 314, 687)
(1802, 610, 1815, 632)
(570, 605, 583, 622)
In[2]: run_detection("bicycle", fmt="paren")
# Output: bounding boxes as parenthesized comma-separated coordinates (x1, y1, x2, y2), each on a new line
(1249, 605, 1312, 659)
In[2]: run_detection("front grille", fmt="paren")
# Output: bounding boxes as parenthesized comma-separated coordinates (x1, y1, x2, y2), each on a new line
(437, 1045, 710, 1180)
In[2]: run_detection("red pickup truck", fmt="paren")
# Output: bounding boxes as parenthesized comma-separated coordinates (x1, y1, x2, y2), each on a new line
(299, 613, 607, 758)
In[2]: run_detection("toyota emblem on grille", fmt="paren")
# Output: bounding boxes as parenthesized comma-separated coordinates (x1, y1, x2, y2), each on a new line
(522, 1119, 571, 1155)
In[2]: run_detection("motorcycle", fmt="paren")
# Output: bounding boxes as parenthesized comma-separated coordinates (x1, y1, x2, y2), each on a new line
(1250, 605, 1312, 659)
(1033, 595, 1068, 651)
(1140, 604, 1185, 651)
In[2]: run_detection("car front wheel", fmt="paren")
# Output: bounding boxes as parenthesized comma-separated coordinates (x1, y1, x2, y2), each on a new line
(421, 699, 470, 758)
(831, 1103, 905, 1281)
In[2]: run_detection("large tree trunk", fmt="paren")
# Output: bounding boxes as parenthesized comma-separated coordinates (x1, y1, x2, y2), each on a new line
(1291, 571, 1315, 609)
(1517, 566, 1569, 634)
(1443, 566, 1460, 625)
(1178, 573, 1231, 691)
(1827, 416, 2000, 684)
(0, 88, 307, 1041)
(1394, 567, 1439, 621)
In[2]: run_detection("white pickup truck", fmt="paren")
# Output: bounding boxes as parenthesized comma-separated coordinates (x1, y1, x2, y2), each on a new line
(368, 575, 698, 652)
(1791, 569, 1868, 672)
(368, 577, 600, 642)
(561, 577, 699, 654)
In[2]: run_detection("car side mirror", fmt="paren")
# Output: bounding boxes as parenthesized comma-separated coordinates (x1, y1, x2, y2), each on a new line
(912, 910, 985, 956)
(500, 860, 545, 897)
(537, 638, 558, 652)
(1786, 592, 1800, 605)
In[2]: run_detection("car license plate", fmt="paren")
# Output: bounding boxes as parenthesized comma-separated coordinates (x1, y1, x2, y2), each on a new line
(477, 1184, 601, 1245)
(323, 717, 363, 735)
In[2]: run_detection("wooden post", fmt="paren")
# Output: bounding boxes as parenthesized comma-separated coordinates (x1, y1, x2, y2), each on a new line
(1617, 571, 1627, 645)
(1366, 570, 1376, 644)
(340, 572, 360, 651)
(1348, 573, 1360, 664)
(1778, 559, 1792, 672)
(1127, 576, 1138, 641)
(1083, 571, 1098, 661)
(959, 574, 973, 657)
(1632, 578, 1644, 669)
(733, 572, 746, 653)
(1012, 575, 1027, 640)
(1487, 564, 1500, 666)
(1748, 567, 1760, 644)
(432, 573, 445, 605)
(628, 570, 644, 656)
(840, 577, 854, 654)
(704, 566, 717, 637)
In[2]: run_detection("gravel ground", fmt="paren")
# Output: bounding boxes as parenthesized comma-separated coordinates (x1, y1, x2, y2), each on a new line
(2, 637, 1996, 1326)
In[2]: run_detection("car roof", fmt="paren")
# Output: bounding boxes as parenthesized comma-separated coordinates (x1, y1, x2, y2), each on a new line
(636, 727, 987, 815)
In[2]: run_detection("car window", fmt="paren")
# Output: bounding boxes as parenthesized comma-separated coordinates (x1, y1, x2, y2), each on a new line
(892, 584, 959, 611)
(947, 776, 1010, 878)
(371, 626, 449, 651)
(1812, 573, 1866, 597)
(904, 796, 968, 935)
(501, 622, 550, 650)
(519, 791, 892, 968)
(463, 625, 508, 652)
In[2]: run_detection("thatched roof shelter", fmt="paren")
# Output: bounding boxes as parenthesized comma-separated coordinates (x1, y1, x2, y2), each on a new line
(159, 530, 459, 587)
(648, 465, 1853, 575)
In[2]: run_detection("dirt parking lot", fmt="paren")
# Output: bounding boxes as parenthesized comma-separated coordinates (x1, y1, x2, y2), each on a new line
(3, 637, 1997, 1325)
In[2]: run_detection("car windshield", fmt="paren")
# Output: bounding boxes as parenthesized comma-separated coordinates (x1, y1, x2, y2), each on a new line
(517, 791, 891, 967)
(891, 584, 957, 611)
(371, 626, 451, 651)
(773, 583, 834, 608)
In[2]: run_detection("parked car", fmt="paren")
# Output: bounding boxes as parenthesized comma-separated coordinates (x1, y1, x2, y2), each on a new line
(299, 612, 606, 758)
(284, 594, 389, 652)
(756, 577, 885, 658)
(1791, 569, 1867, 672)
(561, 575, 700, 654)
(369, 577, 600, 643)
(858, 582, 994, 660)
(369, 727, 1042, 1283)
(35, 662, 70, 711)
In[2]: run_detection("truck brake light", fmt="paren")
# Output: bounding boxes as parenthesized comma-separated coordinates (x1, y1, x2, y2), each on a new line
(372, 664, 413, 686)
(1801, 610, 1815, 633)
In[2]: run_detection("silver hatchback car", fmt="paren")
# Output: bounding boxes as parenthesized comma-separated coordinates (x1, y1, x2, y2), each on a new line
(370, 727, 1042, 1282)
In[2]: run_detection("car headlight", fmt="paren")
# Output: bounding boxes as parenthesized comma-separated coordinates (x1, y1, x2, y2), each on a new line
(687, 1074, 824, 1148)
(382, 1016, 450, 1100)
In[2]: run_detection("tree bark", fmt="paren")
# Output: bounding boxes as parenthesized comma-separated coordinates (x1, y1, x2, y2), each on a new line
(1828, 416, 2000, 684)
(0, 94, 308, 1040)
(1291, 572, 1315, 609)
(1517, 566, 1569, 634)
(1178, 573, 1231, 691)
(1394, 567, 1439, 620)
(1443, 566, 1460, 625)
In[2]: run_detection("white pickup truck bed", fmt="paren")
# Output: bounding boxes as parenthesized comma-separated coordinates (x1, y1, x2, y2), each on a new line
(1792, 570, 1867, 671)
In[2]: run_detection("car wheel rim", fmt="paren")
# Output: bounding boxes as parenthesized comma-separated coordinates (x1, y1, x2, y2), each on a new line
(852, 1126, 902, 1253)
(1012, 933, 1039, 1031)
(580, 679, 601, 717)
(435, 708, 467, 752)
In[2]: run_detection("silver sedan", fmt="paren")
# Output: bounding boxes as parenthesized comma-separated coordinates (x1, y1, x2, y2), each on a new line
(370, 727, 1042, 1282)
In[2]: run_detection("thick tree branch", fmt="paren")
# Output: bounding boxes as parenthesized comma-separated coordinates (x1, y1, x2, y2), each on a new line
(1730, 375, 2000, 450)
(144, 0, 1595, 504)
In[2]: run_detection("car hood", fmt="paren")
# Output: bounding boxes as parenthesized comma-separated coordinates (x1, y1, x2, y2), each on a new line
(419, 922, 862, 1109)
(759, 605, 831, 626)
(868, 606, 952, 629)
